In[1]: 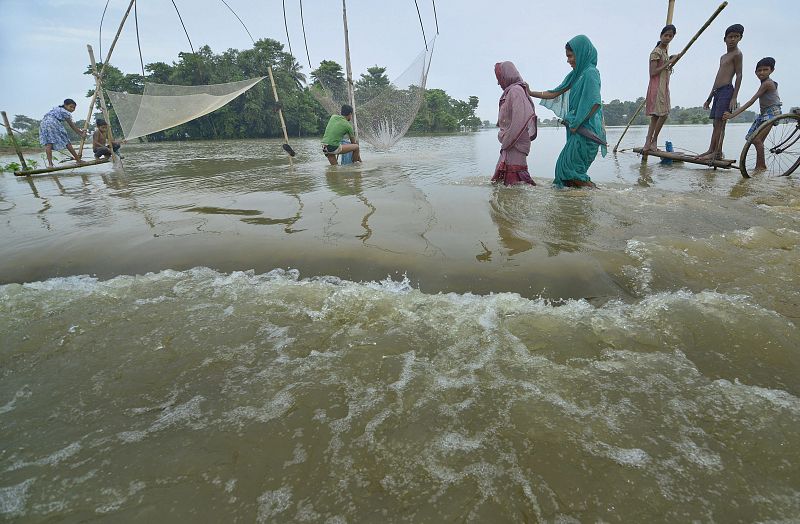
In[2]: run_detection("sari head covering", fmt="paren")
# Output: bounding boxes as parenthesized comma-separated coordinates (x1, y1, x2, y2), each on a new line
(541, 35, 607, 156)
(495, 61, 522, 90)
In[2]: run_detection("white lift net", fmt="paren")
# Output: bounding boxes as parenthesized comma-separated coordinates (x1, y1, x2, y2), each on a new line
(106, 77, 265, 140)
(313, 42, 434, 151)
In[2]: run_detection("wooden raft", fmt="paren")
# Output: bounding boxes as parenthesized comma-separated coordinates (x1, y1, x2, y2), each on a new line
(14, 158, 110, 176)
(633, 147, 736, 169)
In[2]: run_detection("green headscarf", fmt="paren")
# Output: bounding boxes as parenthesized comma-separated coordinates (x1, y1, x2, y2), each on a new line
(541, 35, 607, 156)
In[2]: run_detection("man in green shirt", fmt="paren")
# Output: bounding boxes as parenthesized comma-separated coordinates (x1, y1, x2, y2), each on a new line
(321, 104, 362, 165)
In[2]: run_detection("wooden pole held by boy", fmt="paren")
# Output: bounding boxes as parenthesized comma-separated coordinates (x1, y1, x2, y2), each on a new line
(267, 66, 294, 166)
(2, 111, 29, 171)
(87, 45, 122, 167)
(613, 1, 728, 153)
(342, 0, 359, 141)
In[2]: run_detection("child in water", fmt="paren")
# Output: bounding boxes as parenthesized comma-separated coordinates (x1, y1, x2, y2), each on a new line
(321, 105, 362, 165)
(643, 25, 677, 152)
(92, 118, 124, 160)
(723, 57, 782, 171)
(38, 98, 87, 168)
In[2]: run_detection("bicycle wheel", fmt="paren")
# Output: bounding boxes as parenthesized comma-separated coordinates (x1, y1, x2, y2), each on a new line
(739, 113, 800, 178)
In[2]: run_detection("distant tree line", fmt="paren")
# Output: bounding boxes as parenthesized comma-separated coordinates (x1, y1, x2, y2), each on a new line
(537, 97, 756, 127)
(1, 38, 482, 147)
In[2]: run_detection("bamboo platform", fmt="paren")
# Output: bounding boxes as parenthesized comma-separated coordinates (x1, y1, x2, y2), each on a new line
(633, 147, 736, 169)
(14, 158, 111, 176)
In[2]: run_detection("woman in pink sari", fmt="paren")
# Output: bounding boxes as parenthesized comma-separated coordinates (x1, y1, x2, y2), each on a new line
(492, 61, 537, 186)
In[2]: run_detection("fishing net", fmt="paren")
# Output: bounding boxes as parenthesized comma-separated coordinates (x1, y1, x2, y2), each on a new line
(105, 77, 265, 141)
(312, 41, 434, 151)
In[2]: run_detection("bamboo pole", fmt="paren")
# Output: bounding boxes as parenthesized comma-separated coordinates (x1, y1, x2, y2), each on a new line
(88, 45, 121, 166)
(632, 147, 734, 168)
(14, 158, 110, 177)
(666, 0, 676, 25)
(670, 2, 728, 64)
(267, 66, 293, 166)
(613, 1, 728, 153)
(342, 0, 359, 141)
(1, 111, 29, 171)
(78, 0, 137, 156)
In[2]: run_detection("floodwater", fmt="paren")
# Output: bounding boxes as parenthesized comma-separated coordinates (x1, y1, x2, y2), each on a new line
(1, 125, 799, 522)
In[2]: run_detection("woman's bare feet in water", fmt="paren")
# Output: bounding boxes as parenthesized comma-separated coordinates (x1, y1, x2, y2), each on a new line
(564, 179, 597, 189)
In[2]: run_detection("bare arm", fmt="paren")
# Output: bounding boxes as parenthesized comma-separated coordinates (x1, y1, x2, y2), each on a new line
(730, 51, 744, 110)
(725, 81, 771, 120)
(527, 86, 568, 100)
(704, 86, 716, 109)
(649, 55, 674, 77)
(571, 104, 600, 133)
(68, 119, 86, 136)
(704, 64, 719, 109)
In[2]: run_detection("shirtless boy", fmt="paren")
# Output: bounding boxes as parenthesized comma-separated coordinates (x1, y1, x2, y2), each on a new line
(697, 24, 744, 161)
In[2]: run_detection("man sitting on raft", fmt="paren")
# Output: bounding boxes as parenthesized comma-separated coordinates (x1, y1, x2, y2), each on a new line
(321, 104, 362, 165)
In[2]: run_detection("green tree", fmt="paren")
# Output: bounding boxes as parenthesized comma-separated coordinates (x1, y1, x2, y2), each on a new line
(311, 60, 345, 88)
(354, 66, 391, 103)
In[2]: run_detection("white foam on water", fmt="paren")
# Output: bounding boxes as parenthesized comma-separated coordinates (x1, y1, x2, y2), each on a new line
(711, 379, 800, 414)
(675, 437, 723, 471)
(584, 440, 651, 468)
(0, 478, 34, 518)
(256, 487, 293, 522)
(283, 444, 307, 468)
(226, 389, 294, 426)
(437, 432, 484, 454)
(118, 395, 205, 443)
(389, 351, 416, 394)
(0, 386, 31, 415)
(7, 442, 82, 472)
(623, 238, 654, 295)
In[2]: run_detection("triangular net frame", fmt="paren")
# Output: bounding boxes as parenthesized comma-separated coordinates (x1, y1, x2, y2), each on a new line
(106, 77, 265, 140)
(312, 39, 435, 151)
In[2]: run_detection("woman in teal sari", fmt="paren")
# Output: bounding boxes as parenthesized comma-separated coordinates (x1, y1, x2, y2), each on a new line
(527, 35, 607, 188)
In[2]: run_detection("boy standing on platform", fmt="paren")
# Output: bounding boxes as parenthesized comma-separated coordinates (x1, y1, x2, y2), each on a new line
(697, 24, 744, 161)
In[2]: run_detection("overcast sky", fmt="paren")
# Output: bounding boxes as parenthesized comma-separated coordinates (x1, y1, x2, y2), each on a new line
(0, 0, 798, 123)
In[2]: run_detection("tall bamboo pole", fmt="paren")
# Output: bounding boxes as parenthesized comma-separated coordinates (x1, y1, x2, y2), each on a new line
(267, 66, 293, 166)
(613, 1, 728, 153)
(1, 111, 29, 171)
(78, 0, 137, 156)
(666, 0, 676, 25)
(342, 0, 359, 141)
(88, 45, 121, 166)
